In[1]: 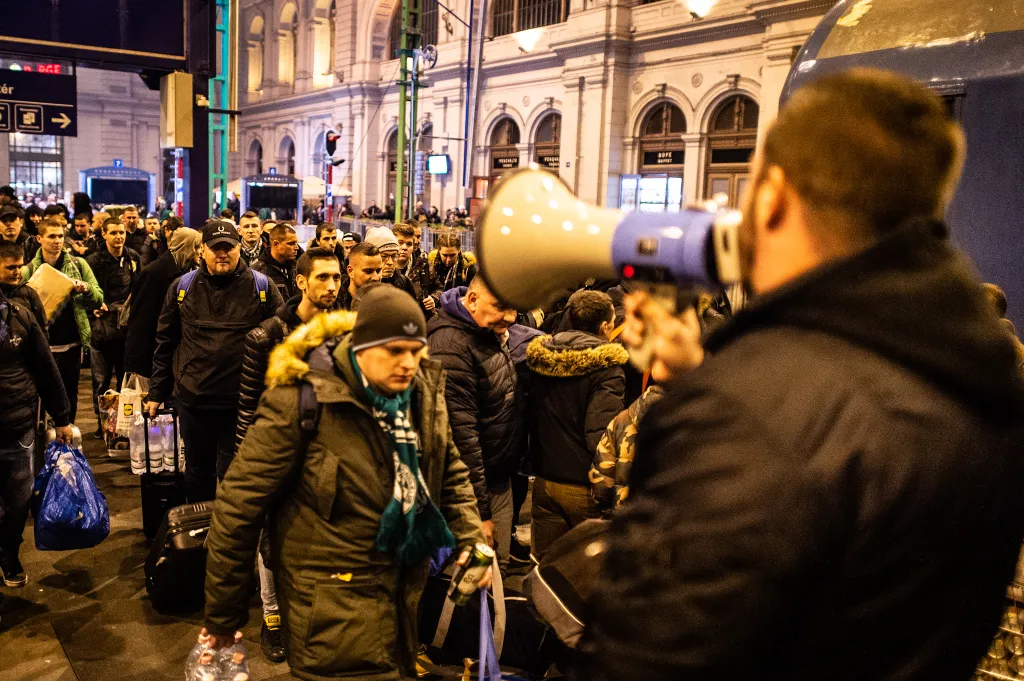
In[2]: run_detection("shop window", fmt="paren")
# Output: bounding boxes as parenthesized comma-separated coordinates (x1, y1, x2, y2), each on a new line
(389, 0, 440, 60)
(534, 113, 561, 172)
(10, 134, 64, 200)
(629, 101, 686, 212)
(487, 118, 521, 196)
(704, 94, 758, 208)
(493, 0, 569, 38)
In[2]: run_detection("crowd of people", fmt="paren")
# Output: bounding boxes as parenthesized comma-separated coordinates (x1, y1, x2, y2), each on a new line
(3, 69, 1024, 681)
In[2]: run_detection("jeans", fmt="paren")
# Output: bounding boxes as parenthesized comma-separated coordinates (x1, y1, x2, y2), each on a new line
(0, 431, 35, 560)
(531, 478, 596, 561)
(53, 347, 83, 423)
(176, 404, 237, 502)
(258, 529, 278, 617)
(489, 484, 514, 576)
(90, 340, 125, 419)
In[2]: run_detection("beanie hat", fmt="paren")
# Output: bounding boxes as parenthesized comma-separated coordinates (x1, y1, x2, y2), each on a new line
(364, 226, 399, 250)
(351, 286, 427, 352)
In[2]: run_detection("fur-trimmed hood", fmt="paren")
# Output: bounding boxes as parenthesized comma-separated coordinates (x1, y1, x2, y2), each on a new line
(266, 309, 356, 388)
(527, 331, 629, 378)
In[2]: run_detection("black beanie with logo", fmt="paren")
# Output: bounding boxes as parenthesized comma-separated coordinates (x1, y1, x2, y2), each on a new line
(351, 286, 427, 352)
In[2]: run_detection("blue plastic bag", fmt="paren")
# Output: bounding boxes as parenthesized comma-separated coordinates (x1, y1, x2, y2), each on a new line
(32, 442, 110, 551)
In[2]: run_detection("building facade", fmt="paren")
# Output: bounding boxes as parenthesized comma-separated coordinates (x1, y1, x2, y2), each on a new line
(234, 0, 833, 216)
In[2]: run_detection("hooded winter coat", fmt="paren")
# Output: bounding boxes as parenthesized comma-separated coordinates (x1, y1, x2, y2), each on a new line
(22, 248, 104, 347)
(426, 287, 522, 520)
(579, 219, 1024, 681)
(427, 250, 477, 307)
(526, 332, 628, 486)
(204, 313, 484, 681)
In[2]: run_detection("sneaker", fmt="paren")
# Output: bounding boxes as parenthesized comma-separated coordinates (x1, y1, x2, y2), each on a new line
(92, 425, 105, 440)
(261, 613, 286, 663)
(0, 556, 26, 587)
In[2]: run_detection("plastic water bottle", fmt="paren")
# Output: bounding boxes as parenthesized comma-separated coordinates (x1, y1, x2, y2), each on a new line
(185, 632, 212, 681)
(189, 649, 217, 681)
(218, 650, 249, 681)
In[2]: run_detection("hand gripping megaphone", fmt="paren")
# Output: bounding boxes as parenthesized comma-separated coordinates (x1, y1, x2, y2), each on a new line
(476, 166, 743, 311)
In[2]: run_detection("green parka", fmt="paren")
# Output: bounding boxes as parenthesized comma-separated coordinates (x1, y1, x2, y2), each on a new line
(22, 248, 104, 346)
(204, 311, 485, 681)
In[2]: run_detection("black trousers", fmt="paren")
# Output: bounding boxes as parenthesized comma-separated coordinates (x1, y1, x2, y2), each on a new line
(90, 339, 126, 419)
(176, 403, 237, 503)
(52, 347, 83, 423)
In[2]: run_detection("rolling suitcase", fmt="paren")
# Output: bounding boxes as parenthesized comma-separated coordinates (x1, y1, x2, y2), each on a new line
(140, 409, 185, 539)
(144, 501, 212, 613)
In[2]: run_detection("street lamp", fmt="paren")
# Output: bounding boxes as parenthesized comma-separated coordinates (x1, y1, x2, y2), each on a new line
(684, 0, 715, 19)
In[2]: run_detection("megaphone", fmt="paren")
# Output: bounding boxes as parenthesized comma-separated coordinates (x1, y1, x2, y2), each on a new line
(477, 166, 743, 310)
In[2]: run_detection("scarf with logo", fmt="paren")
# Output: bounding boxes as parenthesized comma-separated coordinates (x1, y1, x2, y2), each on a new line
(350, 349, 455, 565)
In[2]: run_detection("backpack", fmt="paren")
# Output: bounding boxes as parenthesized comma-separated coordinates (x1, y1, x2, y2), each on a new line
(175, 268, 271, 305)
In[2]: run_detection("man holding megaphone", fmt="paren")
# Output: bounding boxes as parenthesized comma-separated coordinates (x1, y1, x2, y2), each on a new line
(478, 69, 1024, 681)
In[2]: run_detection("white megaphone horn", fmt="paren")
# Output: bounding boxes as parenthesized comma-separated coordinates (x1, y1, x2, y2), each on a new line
(476, 165, 743, 311)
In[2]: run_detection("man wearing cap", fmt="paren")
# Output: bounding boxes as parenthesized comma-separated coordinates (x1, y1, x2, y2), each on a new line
(203, 286, 488, 680)
(146, 219, 284, 502)
(364, 226, 418, 301)
(0, 205, 33, 262)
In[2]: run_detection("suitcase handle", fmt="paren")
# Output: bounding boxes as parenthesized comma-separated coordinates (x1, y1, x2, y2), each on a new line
(142, 409, 180, 475)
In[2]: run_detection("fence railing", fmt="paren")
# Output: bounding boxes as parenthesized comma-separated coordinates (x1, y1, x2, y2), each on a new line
(334, 219, 476, 254)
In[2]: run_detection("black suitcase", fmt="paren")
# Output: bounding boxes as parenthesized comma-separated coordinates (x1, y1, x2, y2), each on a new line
(144, 501, 212, 613)
(140, 409, 185, 539)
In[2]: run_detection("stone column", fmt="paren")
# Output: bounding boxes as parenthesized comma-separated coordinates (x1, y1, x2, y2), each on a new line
(681, 132, 702, 204)
(559, 76, 583, 194)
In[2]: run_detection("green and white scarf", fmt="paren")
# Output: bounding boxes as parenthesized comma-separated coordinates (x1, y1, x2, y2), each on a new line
(351, 349, 455, 565)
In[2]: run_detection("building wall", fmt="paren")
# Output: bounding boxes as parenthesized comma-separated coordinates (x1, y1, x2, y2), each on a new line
(235, 0, 832, 213)
(0, 67, 161, 205)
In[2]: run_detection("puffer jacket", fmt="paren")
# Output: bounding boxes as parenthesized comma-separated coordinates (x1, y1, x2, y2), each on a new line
(235, 296, 304, 454)
(0, 288, 71, 442)
(526, 331, 627, 486)
(22, 249, 104, 346)
(590, 385, 665, 510)
(204, 313, 485, 681)
(427, 287, 521, 520)
(86, 246, 140, 345)
(148, 261, 284, 408)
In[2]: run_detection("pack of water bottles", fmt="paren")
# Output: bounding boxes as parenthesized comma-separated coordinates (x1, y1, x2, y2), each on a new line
(128, 413, 185, 475)
(185, 632, 250, 681)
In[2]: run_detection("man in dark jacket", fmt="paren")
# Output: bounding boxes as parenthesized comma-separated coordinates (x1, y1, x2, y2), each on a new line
(120, 205, 148, 255)
(427, 277, 522, 572)
(86, 217, 140, 435)
(338, 242, 382, 311)
(427, 232, 476, 309)
(146, 219, 284, 502)
(232, 247, 341, 663)
(124, 227, 201, 377)
(526, 290, 626, 558)
(0, 241, 45, 329)
(0, 241, 73, 588)
(0, 205, 34, 262)
(66, 212, 96, 257)
(251, 223, 299, 301)
(365, 226, 418, 301)
(201, 287, 488, 681)
(394, 222, 435, 315)
(238, 211, 264, 265)
(579, 70, 1024, 681)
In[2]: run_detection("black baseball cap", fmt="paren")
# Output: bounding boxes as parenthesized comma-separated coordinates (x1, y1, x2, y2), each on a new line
(202, 219, 240, 247)
(0, 205, 20, 221)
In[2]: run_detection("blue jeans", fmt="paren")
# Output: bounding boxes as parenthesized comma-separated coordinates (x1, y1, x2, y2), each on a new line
(0, 430, 35, 559)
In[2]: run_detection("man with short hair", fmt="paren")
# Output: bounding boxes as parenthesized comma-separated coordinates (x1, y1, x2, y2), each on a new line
(0, 205, 33, 262)
(140, 215, 181, 267)
(219, 208, 235, 222)
(146, 219, 284, 501)
(341, 231, 360, 260)
(525, 290, 626, 558)
(66, 212, 96, 257)
(582, 69, 1024, 681)
(339, 241, 383, 311)
(360, 199, 383, 219)
(427, 276, 524, 572)
(365, 226, 418, 300)
(234, 247, 341, 663)
(0, 240, 73, 589)
(237, 211, 264, 264)
(394, 222, 435, 314)
(428, 232, 476, 309)
(144, 213, 161, 236)
(86, 218, 140, 436)
(120, 206, 147, 254)
(309, 222, 344, 262)
(251, 223, 299, 301)
(203, 285, 488, 680)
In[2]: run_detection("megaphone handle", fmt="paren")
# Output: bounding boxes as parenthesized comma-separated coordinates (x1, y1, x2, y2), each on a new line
(627, 284, 678, 373)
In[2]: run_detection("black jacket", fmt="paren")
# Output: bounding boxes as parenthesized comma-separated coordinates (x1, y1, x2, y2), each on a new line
(580, 219, 1024, 681)
(427, 287, 522, 519)
(139, 234, 165, 267)
(250, 250, 298, 302)
(0, 288, 71, 441)
(235, 296, 304, 453)
(124, 227, 148, 256)
(1, 282, 46, 331)
(149, 261, 284, 408)
(526, 331, 627, 485)
(125, 250, 185, 377)
(384, 270, 418, 301)
(86, 247, 140, 345)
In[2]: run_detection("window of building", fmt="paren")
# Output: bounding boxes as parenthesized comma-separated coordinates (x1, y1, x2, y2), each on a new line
(493, 0, 569, 37)
(625, 101, 687, 213)
(704, 94, 758, 208)
(485, 117, 521, 197)
(279, 3, 298, 88)
(10, 133, 64, 200)
(534, 113, 561, 172)
(281, 139, 296, 176)
(249, 140, 264, 175)
(389, 0, 440, 60)
(247, 15, 265, 93)
(329, 1, 336, 74)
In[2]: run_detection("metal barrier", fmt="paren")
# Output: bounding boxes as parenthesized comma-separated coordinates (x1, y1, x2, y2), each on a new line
(335, 219, 475, 254)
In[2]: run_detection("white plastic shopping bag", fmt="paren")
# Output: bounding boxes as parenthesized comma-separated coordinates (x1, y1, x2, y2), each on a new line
(116, 373, 149, 436)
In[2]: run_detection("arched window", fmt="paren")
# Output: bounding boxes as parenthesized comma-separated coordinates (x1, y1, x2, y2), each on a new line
(279, 137, 296, 176)
(278, 4, 298, 89)
(704, 94, 759, 208)
(488, 118, 521, 193)
(329, 1, 337, 74)
(312, 0, 336, 87)
(493, 0, 569, 38)
(248, 140, 264, 175)
(247, 16, 265, 93)
(629, 102, 687, 213)
(534, 113, 561, 172)
(389, 0, 440, 60)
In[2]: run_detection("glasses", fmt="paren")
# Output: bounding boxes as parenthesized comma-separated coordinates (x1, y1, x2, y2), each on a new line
(379, 251, 398, 262)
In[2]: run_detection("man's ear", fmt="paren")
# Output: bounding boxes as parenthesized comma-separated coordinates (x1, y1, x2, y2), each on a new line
(295, 274, 307, 293)
(757, 165, 789, 234)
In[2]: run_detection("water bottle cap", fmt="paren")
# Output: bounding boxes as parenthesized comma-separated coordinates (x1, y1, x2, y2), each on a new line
(232, 651, 246, 664)
(234, 631, 243, 643)
(233, 674, 249, 681)
(198, 651, 214, 665)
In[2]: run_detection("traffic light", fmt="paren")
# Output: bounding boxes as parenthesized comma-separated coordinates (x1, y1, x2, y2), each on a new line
(325, 129, 340, 157)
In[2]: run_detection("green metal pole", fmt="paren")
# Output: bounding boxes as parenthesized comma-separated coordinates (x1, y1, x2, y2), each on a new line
(395, 0, 410, 220)
(408, 67, 418, 221)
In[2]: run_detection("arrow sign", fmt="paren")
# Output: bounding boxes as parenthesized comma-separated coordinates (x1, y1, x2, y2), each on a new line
(0, 68, 77, 137)
(51, 112, 71, 129)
